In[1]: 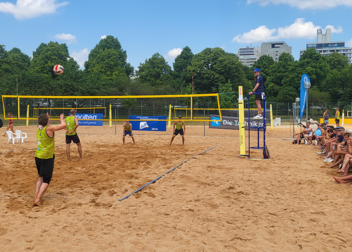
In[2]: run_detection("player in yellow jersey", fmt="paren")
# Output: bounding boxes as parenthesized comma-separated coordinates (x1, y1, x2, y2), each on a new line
(34, 113, 66, 206)
(170, 116, 186, 146)
(65, 109, 83, 161)
(123, 120, 135, 144)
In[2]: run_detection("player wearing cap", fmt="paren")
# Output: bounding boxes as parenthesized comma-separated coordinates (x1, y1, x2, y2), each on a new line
(249, 68, 265, 119)
(170, 116, 186, 146)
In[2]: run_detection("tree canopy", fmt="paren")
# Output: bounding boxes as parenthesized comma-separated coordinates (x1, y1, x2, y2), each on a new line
(0, 38, 351, 105)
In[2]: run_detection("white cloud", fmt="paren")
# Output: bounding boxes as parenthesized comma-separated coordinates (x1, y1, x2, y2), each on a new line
(232, 25, 276, 43)
(165, 48, 182, 60)
(54, 33, 76, 44)
(232, 18, 343, 43)
(247, 0, 352, 10)
(100, 35, 107, 40)
(0, 0, 68, 20)
(347, 39, 352, 47)
(71, 48, 89, 69)
(325, 25, 343, 34)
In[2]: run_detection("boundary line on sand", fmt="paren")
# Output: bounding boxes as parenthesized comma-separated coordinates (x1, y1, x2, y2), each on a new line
(0, 144, 221, 202)
(117, 143, 222, 202)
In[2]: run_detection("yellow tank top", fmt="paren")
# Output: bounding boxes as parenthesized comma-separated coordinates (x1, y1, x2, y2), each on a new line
(125, 123, 131, 131)
(35, 126, 55, 159)
(176, 122, 183, 130)
(337, 111, 340, 120)
(65, 116, 77, 136)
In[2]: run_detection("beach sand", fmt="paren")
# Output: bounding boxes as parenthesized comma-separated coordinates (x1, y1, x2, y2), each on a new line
(1, 125, 352, 251)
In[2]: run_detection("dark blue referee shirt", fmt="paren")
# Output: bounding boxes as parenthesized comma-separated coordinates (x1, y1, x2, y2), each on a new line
(256, 75, 264, 93)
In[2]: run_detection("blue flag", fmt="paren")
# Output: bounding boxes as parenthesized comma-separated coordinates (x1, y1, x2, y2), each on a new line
(300, 74, 310, 122)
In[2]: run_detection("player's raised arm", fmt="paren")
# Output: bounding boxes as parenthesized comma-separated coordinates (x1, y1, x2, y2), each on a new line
(47, 113, 66, 133)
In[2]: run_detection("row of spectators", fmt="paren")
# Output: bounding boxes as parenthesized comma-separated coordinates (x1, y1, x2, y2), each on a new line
(294, 122, 352, 184)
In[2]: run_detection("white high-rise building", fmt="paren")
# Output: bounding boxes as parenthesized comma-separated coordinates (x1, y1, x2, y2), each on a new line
(300, 29, 352, 63)
(237, 47, 261, 67)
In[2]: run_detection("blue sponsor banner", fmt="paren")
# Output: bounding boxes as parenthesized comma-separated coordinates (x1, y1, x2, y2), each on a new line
(74, 113, 103, 126)
(129, 115, 166, 131)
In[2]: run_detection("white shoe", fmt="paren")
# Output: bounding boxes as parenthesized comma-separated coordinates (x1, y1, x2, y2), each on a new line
(253, 114, 263, 119)
(317, 149, 326, 154)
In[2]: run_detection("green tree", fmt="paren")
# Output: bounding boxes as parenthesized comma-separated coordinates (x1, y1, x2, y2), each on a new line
(326, 52, 349, 72)
(136, 53, 174, 87)
(219, 80, 236, 108)
(30, 41, 70, 77)
(173, 46, 194, 81)
(186, 47, 249, 94)
(85, 35, 133, 77)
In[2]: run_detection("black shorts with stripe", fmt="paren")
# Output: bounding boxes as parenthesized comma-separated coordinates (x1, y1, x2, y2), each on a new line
(66, 134, 80, 144)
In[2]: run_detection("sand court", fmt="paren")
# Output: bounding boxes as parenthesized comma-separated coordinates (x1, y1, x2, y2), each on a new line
(1, 125, 352, 251)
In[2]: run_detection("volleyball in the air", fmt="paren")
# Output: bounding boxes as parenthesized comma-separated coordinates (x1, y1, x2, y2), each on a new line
(53, 64, 64, 75)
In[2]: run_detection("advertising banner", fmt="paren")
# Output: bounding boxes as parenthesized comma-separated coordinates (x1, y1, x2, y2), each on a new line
(74, 113, 103, 126)
(209, 114, 269, 131)
(129, 115, 167, 131)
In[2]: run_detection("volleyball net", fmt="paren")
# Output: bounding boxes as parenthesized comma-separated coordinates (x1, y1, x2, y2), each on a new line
(1, 94, 222, 122)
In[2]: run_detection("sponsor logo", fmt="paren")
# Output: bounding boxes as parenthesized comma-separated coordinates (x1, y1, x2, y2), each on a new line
(140, 122, 149, 130)
(211, 117, 221, 127)
(75, 114, 98, 120)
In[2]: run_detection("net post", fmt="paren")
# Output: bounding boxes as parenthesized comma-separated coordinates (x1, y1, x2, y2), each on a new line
(270, 104, 273, 130)
(203, 108, 205, 136)
(190, 96, 193, 121)
(168, 104, 172, 128)
(26, 105, 29, 126)
(109, 104, 112, 128)
(238, 86, 246, 158)
(342, 109, 345, 126)
(17, 96, 20, 120)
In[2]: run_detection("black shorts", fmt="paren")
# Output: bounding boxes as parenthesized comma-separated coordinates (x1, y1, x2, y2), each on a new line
(66, 134, 80, 144)
(35, 155, 55, 183)
(255, 94, 263, 101)
(174, 129, 184, 135)
(335, 119, 340, 123)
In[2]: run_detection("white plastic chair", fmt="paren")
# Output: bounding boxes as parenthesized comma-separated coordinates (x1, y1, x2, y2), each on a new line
(16, 130, 28, 143)
(6, 131, 19, 144)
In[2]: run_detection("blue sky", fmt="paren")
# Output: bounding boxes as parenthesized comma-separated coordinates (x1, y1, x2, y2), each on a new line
(1, 0, 352, 70)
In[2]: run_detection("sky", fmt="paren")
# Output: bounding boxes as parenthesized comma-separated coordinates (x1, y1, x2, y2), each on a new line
(1, 0, 352, 70)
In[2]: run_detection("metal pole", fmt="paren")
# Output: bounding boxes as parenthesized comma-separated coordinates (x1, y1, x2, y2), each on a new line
(203, 108, 205, 136)
(306, 92, 308, 122)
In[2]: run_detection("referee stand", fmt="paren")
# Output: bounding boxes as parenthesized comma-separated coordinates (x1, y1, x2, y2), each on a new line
(247, 92, 267, 159)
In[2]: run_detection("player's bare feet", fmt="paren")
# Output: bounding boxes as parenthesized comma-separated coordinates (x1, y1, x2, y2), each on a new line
(333, 176, 342, 184)
(336, 169, 344, 173)
(33, 199, 41, 206)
